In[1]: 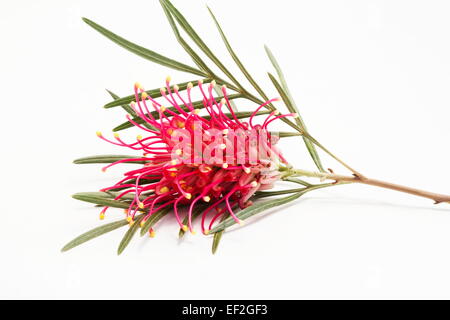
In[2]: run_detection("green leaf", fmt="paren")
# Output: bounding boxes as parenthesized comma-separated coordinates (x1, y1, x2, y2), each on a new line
(254, 188, 306, 198)
(72, 192, 131, 209)
(268, 72, 325, 172)
(82, 17, 206, 77)
(112, 93, 242, 131)
(73, 155, 145, 164)
(61, 215, 142, 252)
(160, 0, 243, 89)
(207, 7, 275, 110)
(283, 177, 311, 187)
(159, 1, 214, 75)
(210, 183, 341, 233)
(117, 215, 145, 255)
(106, 89, 136, 116)
(106, 90, 156, 131)
(209, 192, 303, 234)
(105, 179, 160, 192)
(211, 212, 229, 254)
(270, 131, 302, 138)
(104, 80, 205, 109)
(140, 207, 171, 236)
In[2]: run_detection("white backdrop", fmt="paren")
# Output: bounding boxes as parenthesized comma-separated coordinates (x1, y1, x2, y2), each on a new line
(1, 0, 450, 299)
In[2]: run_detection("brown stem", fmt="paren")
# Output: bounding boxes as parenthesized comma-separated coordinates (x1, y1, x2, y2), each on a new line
(290, 169, 450, 204)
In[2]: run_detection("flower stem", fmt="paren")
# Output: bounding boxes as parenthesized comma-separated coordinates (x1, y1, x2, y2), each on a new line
(287, 168, 450, 204)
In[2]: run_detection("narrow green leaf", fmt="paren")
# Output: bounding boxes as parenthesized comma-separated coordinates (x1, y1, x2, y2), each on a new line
(268, 72, 325, 172)
(205, 110, 271, 121)
(159, 1, 214, 75)
(210, 192, 303, 233)
(72, 192, 131, 209)
(112, 93, 243, 132)
(105, 178, 160, 191)
(160, 0, 244, 89)
(104, 80, 205, 109)
(73, 155, 145, 165)
(283, 177, 312, 187)
(117, 215, 145, 255)
(140, 207, 171, 236)
(270, 131, 302, 138)
(61, 215, 142, 252)
(106, 89, 136, 116)
(207, 7, 274, 110)
(82, 17, 206, 77)
(211, 212, 229, 254)
(106, 90, 156, 131)
(211, 183, 341, 233)
(112, 94, 237, 131)
(254, 188, 306, 198)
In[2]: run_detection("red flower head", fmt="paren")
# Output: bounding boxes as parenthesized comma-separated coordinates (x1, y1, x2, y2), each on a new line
(96, 78, 298, 235)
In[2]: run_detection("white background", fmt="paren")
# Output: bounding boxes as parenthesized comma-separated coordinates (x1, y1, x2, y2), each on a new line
(1, 0, 450, 299)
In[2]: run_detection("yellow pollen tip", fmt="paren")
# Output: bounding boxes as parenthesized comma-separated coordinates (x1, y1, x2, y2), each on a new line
(203, 196, 211, 202)
(273, 109, 280, 115)
(171, 160, 178, 165)
(160, 87, 166, 94)
(222, 129, 229, 135)
(137, 135, 142, 140)
(185, 193, 192, 199)
(160, 106, 166, 112)
(187, 82, 193, 89)
(193, 109, 200, 115)
(210, 80, 216, 87)
(220, 98, 226, 105)
(238, 219, 245, 226)
(219, 144, 226, 150)
(141, 92, 148, 100)
(160, 186, 169, 194)
(292, 113, 299, 118)
(182, 225, 188, 232)
(113, 133, 120, 138)
(250, 181, 258, 187)
(190, 230, 197, 235)
(96, 131, 102, 137)
(134, 82, 142, 89)
(149, 230, 156, 238)
(222, 163, 228, 169)
(166, 75, 171, 82)
(174, 84, 179, 91)
(175, 149, 182, 155)
(221, 84, 227, 90)
(244, 167, 251, 174)
(126, 216, 132, 222)
(129, 220, 135, 226)
(140, 220, 145, 227)
(99, 213, 105, 220)
(198, 79, 203, 85)
(204, 230, 210, 235)
(130, 101, 136, 106)
(138, 202, 144, 209)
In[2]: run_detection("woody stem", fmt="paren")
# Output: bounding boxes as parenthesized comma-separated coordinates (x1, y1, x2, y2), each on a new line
(287, 168, 450, 204)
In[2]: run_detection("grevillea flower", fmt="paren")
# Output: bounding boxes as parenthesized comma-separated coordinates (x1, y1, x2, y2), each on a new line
(96, 77, 298, 235)
(66, 1, 450, 256)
